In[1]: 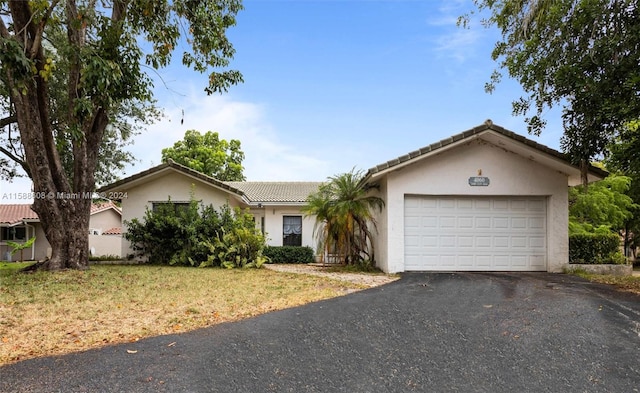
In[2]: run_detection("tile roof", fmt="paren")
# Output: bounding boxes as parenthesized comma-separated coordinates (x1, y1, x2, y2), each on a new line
(224, 182, 323, 203)
(102, 227, 122, 235)
(91, 200, 122, 215)
(1, 202, 122, 225)
(365, 120, 609, 180)
(0, 204, 39, 225)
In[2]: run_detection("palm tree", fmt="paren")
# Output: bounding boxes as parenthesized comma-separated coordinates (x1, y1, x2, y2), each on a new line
(303, 168, 384, 266)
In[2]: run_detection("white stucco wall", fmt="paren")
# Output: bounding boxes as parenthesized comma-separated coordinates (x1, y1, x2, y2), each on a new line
(89, 234, 122, 257)
(119, 171, 242, 257)
(372, 139, 569, 273)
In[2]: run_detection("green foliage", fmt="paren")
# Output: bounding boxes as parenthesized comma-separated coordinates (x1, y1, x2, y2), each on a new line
(463, 0, 640, 173)
(161, 130, 245, 181)
(88, 254, 122, 262)
(264, 246, 315, 264)
(606, 121, 640, 258)
(569, 175, 637, 233)
(124, 198, 265, 268)
(6, 236, 36, 255)
(569, 233, 626, 265)
(303, 168, 384, 265)
(202, 228, 268, 269)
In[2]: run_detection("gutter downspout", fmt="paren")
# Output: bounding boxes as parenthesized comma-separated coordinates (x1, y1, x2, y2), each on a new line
(23, 222, 36, 261)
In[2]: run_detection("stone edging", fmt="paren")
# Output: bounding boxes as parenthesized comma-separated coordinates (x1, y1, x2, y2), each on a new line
(567, 264, 633, 276)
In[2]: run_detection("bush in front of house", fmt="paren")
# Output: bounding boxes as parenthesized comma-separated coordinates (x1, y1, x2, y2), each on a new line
(125, 199, 267, 268)
(264, 246, 315, 264)
(569, 233, 626, 265)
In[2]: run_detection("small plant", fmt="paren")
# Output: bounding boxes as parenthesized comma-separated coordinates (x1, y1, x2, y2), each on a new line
(202, 227, 268, 269)
(88, 254, 121, 261)
(6, 237, 36, 262)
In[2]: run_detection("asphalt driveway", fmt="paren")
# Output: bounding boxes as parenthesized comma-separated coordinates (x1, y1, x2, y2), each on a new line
(1, 273, 639, 392)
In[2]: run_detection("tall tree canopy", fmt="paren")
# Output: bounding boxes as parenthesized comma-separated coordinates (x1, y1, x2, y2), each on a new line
(463, 0, 640, 184)
(606, 120, 640, 257)
(161, 130, 245, 181)
(0, 0, 243, 271)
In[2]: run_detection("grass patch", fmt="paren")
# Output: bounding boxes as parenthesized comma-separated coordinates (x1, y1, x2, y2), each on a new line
(0, 262, 35, 275)
(0, 265, 361, 365)
(570, 270, 640, 295)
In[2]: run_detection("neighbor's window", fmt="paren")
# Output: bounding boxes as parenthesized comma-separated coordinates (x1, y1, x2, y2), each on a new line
(1, 226, 27, 242)
(283, 216, 302, 246)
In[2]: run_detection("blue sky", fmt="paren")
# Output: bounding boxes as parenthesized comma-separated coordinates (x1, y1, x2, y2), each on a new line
(2, 0, 567, 201)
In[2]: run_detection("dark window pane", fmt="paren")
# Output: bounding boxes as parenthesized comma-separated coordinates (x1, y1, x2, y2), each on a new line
(283, 216, 302, 246)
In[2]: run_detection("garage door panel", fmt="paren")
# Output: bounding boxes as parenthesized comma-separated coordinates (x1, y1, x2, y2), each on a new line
(476, 236, 492, 247)
(404, 196, 547, 271)
(459, 217, 474, 228)
(494, 217, 509, 228)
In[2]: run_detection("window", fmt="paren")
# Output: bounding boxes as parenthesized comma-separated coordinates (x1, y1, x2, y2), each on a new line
(1, 226, 27, 242)
(151, 202, 190, 215)
(283, 216, 302, 246)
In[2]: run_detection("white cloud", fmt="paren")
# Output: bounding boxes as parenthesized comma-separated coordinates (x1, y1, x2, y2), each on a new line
(125, 93, 330, 181)
(428, 0, 486, 63)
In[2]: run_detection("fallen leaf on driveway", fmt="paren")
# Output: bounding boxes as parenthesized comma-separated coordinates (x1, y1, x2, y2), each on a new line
(167, 342, 176, 347)
(126, 350, 138, 354)
(483, 304, 493, 308)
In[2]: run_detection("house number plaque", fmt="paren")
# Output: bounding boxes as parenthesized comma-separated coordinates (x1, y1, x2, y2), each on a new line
(468, 176, 490, 186)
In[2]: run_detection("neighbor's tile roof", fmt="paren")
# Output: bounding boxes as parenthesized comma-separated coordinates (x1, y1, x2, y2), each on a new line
(1, 202, 122, 225)
(225, 182, 322, 203)
(91, 200, 122, 215)
(102, 227, 122, 235)
(0, 204, 39, 225)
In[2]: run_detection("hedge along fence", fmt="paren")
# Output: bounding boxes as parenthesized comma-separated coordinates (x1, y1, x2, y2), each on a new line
(264, 246, 315, 264)
(569, 233, 626, 265)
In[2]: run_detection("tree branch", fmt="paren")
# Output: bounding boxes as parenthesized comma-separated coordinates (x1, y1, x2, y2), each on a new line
(0, 15, 9, 38)
(0, 115, 17, 128)
(29, 0, 61, 59)
(0, 144, 30, 176)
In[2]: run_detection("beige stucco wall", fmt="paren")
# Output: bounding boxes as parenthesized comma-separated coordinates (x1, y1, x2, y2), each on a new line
(372, 139, 569, 273)
(89, 209, 121, 234)
(119, 171, 242, 258)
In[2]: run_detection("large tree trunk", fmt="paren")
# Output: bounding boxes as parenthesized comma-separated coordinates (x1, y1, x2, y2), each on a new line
(3, 0, 110, 271)
(580, 158, 589, 191)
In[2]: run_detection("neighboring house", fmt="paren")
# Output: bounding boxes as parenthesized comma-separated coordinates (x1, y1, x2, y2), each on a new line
(97, 162, 322, 259)
(363, 120, 606, 273)
(0, 201, 123, 261)
(98, 120, 606, 273)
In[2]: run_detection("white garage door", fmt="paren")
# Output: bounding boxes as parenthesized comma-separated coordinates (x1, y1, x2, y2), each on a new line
(404, 196, 547, 271)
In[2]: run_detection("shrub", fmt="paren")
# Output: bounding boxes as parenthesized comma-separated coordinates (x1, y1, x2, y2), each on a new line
(124, 198, 266, 268)
(264, 246, 315, 264)
(569, 233, 626, 264)
(201, 227, 269, 269)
